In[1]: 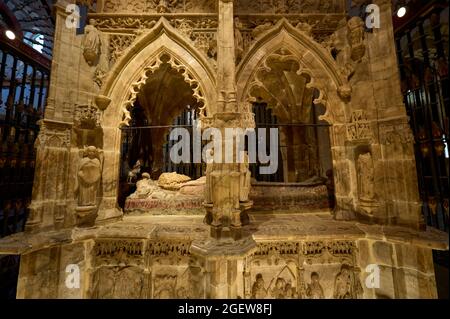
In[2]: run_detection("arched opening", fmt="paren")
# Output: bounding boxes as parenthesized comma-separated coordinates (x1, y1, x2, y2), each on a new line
(236, 22, 346, 213)
(245, 50, 335, 211)
(117, 54, 205, 208)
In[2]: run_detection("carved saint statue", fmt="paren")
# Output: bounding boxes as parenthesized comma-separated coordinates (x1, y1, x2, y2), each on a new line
(239, 153, 251, 202)
(333, 264, 361, 299)
(76, 146, 102, 207)
(82, 19, 101, 66)
(270, 277, 287, 299)
(347, 17, 366, 62)
(251, 274, 267, 299)
(357, 152, 375, 201)
(234, 17, 244, 63)
(306, 272, 325, 299)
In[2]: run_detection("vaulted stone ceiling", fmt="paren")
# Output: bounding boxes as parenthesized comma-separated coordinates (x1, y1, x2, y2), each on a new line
(249, 50, 315, 124)
(136, 61, 200, 126)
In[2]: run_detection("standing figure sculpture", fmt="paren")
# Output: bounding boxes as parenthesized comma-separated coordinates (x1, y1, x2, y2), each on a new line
(234, 17, 244, 63)
(239, 153, 251, 202)
(76, 146, 102, 208)
(82, 19, 101, 66)
(333, 264, 361, 299)
(251, 274, 267, 299)
(306, 272, 325, 299)
(357, 152, 375, 201)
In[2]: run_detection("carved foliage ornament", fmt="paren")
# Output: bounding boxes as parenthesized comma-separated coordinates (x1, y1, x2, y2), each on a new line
(121, 52, 207, 126)
(74, 104, 101, 130)
(109, 34, 137, 65)
(100, 0, 216, 13)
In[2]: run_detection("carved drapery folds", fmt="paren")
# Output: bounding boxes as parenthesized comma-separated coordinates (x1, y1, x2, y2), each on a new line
(88, 238, 363, 299)
(90, 239, 206, 299)
(82, 19, 110, 87)
(75, 146, 103, 226)
(245, 240, 362, 299)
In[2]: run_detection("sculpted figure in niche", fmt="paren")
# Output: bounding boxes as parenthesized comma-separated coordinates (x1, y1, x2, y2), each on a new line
(347, 17, 366, 62)
(333, 264, 361, 299)
(76, 146, 102, 207)
(234, 17, 244, 63)
(251, 273, 267, 299)
(357, 152, 375, 201)
(83, 19, 101, 66)
(284, 283, 297, 299)
(239, 153, 251, 202)
(270, 277, 286, 299)
(306, 272, 325, 299)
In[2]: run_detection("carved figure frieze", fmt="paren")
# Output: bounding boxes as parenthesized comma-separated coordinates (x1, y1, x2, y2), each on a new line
(246, 240, 359, 299)
(333, 264, 362, 299)
(251, 273, 268, 298)
(75, 146, 102, 210)
(152, 264, 204, 299)
(91, 266, 145, 298)
(306, 272, 325, 299)
(153, 274, 177, 298)
(82, 19, 102, 66)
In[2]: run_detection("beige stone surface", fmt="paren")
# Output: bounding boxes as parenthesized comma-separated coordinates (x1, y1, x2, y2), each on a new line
(0, 0, 446, 299)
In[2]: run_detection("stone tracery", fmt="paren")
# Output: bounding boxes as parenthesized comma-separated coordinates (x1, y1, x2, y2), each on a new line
(0, 0, 447, 300)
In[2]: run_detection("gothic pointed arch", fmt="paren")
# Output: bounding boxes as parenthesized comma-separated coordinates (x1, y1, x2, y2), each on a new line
(236, 18, 349, 124)
(101, 17, 217, 129)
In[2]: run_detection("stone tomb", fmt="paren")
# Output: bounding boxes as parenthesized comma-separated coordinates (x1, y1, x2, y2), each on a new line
(0, 0, 448, 299)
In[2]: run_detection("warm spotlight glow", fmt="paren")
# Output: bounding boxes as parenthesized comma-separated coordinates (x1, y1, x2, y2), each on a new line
(5, 30, 16, 40)
(397, 6, 407, 18)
